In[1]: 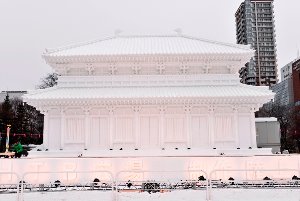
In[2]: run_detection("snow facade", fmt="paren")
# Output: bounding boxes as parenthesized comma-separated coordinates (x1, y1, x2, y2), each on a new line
(24, 35, 274, 154)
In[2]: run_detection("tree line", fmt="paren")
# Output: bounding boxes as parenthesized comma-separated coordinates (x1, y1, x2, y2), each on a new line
(0, 73, 58, 152)
(0, 95, 43, 151)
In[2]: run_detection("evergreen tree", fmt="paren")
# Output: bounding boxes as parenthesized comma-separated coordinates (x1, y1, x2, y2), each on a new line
(38, 73, 58, 89)
(0, 95, 44, 146)
(1, 94, 13, 131)
(0, 94, 13, 151)
(15, 102, 26, 134)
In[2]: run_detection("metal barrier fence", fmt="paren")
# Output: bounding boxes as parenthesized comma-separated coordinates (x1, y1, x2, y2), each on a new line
(0, 172, 20, 201)
(20, 171, 115, 201)
(1, 169, 300, 201)
(115, 170, 209, 201)
(208, 169, 300, 201)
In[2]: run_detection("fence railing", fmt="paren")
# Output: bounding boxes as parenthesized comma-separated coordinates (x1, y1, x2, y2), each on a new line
(115, 170, 209, 201)
(20, 170, 115, 201)
(208, 169, 300, 201)
(1, 169, 300, 201)
(0, 172, 20, 201)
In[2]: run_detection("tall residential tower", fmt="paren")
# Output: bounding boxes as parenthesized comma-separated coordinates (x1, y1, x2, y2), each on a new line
(235, 0, 278, 86)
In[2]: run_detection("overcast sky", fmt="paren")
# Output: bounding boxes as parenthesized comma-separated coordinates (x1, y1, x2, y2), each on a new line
(0, 0, 299, 91)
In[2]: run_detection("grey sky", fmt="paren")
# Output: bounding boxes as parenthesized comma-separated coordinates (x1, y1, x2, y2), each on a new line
(0, 0, 299, 90)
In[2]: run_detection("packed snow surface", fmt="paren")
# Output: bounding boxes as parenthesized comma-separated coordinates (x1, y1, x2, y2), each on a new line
(1, 189, 300, 201)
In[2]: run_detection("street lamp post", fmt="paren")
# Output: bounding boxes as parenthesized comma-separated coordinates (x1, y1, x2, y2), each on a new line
(5, 124, 11, 153)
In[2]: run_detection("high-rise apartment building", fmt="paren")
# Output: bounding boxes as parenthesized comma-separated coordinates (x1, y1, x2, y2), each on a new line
(235, 0, 278, 86)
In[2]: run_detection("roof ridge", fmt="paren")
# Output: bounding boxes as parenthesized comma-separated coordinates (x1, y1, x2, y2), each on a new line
(44, 36, 117, 54)
(118, 34, 184, 38)
(179, 35, 252, 50)
(43, 34, 253, 56)
(118, 34, 251, 50)
(133, 34, 252, 50)
(44, 34, 184, 54)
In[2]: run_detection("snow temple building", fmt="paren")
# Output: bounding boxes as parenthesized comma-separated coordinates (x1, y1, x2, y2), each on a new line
(24, 35, 274, 155)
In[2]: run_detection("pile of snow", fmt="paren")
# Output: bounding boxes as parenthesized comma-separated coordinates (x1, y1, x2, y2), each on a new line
(1, 189, 300, 201)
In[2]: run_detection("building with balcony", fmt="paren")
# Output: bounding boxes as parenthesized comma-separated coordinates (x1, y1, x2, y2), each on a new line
(235, 0, 278, 86)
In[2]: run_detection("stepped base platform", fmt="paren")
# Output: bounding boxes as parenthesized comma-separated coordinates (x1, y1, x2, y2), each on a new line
(27, 148, 272, 158)
(1, 151, 299, 185)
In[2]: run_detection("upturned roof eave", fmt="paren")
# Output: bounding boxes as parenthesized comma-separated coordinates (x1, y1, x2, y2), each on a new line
(23, 90, 274, 102)
(43, 51, 254, 64)
(24, 96, 274, 111)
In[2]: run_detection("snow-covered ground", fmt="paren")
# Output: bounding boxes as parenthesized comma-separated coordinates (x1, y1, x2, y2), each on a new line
(1, 189, 300, 201)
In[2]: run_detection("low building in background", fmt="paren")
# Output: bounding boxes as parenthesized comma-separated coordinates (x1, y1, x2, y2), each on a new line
(281, 61, 293, 81)
(255, 117, 280, 153)
(292, 58, 300, 137)
(0, 91, 27, 102)
(292, 58, 300, 106)
(271, 57, 300, 106)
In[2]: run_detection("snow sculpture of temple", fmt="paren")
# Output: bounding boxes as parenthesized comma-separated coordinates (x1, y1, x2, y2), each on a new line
(24, 35, 274, 154)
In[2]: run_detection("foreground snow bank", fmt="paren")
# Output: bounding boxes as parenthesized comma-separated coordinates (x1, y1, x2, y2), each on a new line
(1, 189, 300, 201)
(212, 189, 300, 201)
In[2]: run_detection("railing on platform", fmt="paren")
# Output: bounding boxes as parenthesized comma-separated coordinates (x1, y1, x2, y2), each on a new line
(0, 172, 20, 201)
(20, 171, 115, 201)
(115, 170, 209, 201)
(0, 169, 300, 201)
(208, 169, 300, 201)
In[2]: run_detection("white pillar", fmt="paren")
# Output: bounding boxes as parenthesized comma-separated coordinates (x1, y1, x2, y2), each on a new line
(108, 106, 115, 149)
(159, 106, 166, 149)
(250, 107, 257, 148)
(233, 107, 239, 148)
(84, 108, 90, 150)
(185, 105, 192, 148)
(60, 107, 65, 150)
(208, 105, 215, 148)
(43, 110, 49, 150)
(133, 106, 141, 149)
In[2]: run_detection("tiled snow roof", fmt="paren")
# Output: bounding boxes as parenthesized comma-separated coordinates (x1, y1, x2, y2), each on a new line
(44, 35, 253, 57)
(24, 85, 273, 101)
